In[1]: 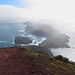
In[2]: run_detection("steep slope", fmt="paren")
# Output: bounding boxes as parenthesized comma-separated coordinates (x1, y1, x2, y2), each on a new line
(24, 45, 54, 57)
(0, 46, 74, 75)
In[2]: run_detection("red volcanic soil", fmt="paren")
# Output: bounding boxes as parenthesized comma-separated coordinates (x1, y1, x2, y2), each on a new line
(0, 46, 47, 75)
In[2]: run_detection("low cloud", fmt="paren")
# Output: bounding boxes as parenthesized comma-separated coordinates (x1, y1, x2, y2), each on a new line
(0, 5, 33, 23)
(0, 0, 75, 32)
(1, 0, 75, 23)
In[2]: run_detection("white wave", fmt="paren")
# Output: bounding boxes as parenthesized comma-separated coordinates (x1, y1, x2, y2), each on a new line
(12, 42, 15, 44)
(0, 41, 7, 43)
(21, 33, 47, 45)
(29, 36, 47, 45)
(19, 30, 24, 32)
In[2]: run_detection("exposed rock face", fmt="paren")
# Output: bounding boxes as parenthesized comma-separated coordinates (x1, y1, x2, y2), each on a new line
(15, 36, 32, 44)
(24, 45, 54, 57)
(23, 21, 70, 48)
(23, 21, 60, 37)
(39, 35, 70, 48)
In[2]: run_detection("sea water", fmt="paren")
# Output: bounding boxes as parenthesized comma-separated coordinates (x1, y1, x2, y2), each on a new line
(0, 23, 24, 48)
(0, 23, 75, 62)
(51, 32, 75, 62)
(0, 23, 46, 48)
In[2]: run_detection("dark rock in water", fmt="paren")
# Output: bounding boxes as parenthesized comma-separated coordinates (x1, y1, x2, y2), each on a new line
(39, 34, 70, 48)
(34, 42, 37, 44)
(23, 21, 60, 37)
(24, 45, 54, 57)
(23, 21, 70, 48)
(15, 36, 32, 44)
(31, 29, 48, 37)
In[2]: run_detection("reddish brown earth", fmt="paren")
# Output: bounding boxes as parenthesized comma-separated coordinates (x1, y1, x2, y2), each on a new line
(0, 46, 75, 75)
(0, 46, 47, 75)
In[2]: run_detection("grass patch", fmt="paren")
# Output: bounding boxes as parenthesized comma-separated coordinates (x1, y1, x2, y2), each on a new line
(24, 50, 38, 58)
(50, 63, 57, 67)
(19, 47, 28, 50)
(58, 66, 70, 72)
(33, 59, 39, 63)
(44, 68, 50, 72)
(21, 47, 75, 74)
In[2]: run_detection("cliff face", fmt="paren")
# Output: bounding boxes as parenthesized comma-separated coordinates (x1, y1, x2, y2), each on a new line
(23, 21, 70, 48)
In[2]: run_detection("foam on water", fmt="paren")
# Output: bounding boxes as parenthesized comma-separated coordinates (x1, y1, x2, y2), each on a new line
(19, 30, 25, 32)
(21, 34, 47, 46)
(0, 41, 7, 43)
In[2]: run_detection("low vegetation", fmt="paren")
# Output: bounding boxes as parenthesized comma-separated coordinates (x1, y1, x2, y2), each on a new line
(22, 47, 75, 75)
(54, 55, 69, 63)
(0, 46, 75, 75)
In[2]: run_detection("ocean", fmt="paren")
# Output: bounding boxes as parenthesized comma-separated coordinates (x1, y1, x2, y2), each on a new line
(0, 23, 24, 48)
(0, 23, 46, 48)
(50, 24, 75, 62)
(0, 23, 75, 62)
(51, 32, 75, 62)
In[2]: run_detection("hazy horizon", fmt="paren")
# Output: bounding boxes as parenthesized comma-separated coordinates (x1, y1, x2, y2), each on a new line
(0, 0, 75, 33)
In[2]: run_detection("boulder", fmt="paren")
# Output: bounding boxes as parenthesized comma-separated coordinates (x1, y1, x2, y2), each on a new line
(15, 36, 32, 44)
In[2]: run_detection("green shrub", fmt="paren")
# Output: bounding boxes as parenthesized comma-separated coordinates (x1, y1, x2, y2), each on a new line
(37, 51, 44, 54)
(69, 61, 75, 65)
(20, 47, 28, 50)
(49, 57, 54, 61)
(33, 59, 39, 63)
(37, 51, 48, 55)
(54, 55, 69, 63)
(50, 63, 57, 67)
(44, 68, 50, 72)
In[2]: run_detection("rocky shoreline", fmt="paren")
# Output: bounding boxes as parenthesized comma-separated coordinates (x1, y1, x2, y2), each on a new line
(23, 21, 70, 48)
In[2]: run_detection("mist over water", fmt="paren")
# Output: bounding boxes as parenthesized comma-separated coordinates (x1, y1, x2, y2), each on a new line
(22, 21, 75, 62)
(21, 22, 75, 62)
(0, 22, 75, 62)
(50, 23, 75, 62)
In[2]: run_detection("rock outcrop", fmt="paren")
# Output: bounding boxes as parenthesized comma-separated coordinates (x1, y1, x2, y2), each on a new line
(24, 45, 54, 57)
(15, 36, 32, 44)
(39, 35, 70, 48)
(23, 21, 70, 48)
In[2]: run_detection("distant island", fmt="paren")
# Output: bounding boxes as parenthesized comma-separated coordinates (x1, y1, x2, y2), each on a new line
(23, 21, 70, 48)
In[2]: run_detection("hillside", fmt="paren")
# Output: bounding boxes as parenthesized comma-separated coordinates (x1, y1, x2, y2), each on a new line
(0, 46, 74, 75)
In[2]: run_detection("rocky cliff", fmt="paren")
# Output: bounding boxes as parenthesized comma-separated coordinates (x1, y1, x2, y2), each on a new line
(23, 21, 70, 48)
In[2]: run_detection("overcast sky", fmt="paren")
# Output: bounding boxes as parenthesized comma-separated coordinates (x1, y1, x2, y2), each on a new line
(0, 0, 75, 32)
